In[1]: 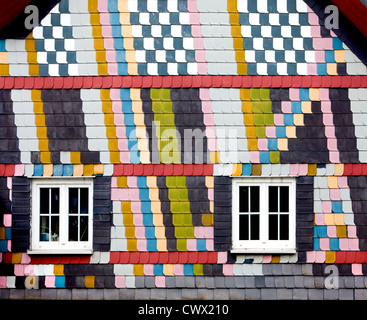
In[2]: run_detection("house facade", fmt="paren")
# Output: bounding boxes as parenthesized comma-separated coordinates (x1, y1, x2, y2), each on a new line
(1, 0, 367, 300)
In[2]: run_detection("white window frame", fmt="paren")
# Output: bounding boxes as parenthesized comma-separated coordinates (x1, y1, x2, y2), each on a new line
(232, 177, 296, 254)
(29, 178, 94, 254)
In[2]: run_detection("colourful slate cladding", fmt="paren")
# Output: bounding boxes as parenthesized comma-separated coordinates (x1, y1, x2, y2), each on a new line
(1, 0, 367, 300)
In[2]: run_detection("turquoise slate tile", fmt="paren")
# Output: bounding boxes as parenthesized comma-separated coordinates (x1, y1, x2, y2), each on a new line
(315, 225, 328, 238)
(242, 164, 252, 176)
(53, 164, 63, 176)
(333, 37, 344, 50)
(184, 264, 194, 276)
(317, 63, 328, 75)
(154, 264, 164, 276)
(55, 276, 65, 288)
(260, 151, 270, 163)
(5, 228, 11, 240)
(63, 164, 73, 176)
(329, 238, 339, 251)
(332, 201, 343, 213)
(268, 139, 278, 151)
(196, 239, 206, 251)
(325, 51, 335, 63)
(313, 237, 321, 251)
(283, 114, 294, 126)
(299, 89, 309, 101)
(276, 126, 286, 138)
(33, 164, 43, 176)
(292, 101, 302, 113)
(0, 240, 8, 252)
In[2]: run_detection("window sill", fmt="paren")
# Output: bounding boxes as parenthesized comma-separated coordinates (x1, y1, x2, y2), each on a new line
(27, 249, 93, 255)
(231, 247, 296, 254)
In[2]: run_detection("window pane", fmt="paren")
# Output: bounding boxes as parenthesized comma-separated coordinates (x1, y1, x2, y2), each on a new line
(250, 214, 259, 240)
(239, 186, 249, 212)
(40, 216, 49, 241)
(69, 216, 78, 241)
(50, 216, 59, 241)
(239, 215, 249, 240)
(269, 214, 278, 240)
(250, 186, 259, 212)
(269, 186, 278, 212)
(279, 186, 289, 212)
(69, 188, 79, 214)
(40, 188, 49, 214)
(51, 188, 59, 214)
(80, 188, 89, 214)
(80, 216, 89, 241)
(280, 214, 289, 240)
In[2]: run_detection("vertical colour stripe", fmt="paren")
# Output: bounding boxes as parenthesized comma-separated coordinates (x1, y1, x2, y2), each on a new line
(89, 0, 108, 75)
(101, 89, 120, 163)
(137, 176, 157, 251)
(151, 89, 180, 164)
(187, 0, 207, 75)
(147, 176, 167, 251)
(227, 0, 247, 75)
(32, 90, 51, 163)
(119, 0, 138, 75)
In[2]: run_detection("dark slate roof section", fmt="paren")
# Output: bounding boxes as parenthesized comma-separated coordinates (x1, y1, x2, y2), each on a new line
(330, 88, 359, 163)
(304, 0, 367, 66)
(0, 90, 20, 164)
(347, 176, 367, 250)
(93, 176, 112, 252)
(296, 176, 314, 253)
(213, 176, 232, 251)
(11, 177, 30, 252)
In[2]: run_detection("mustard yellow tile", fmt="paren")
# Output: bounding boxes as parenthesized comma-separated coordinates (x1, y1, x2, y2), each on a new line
(238, 63, 247, 75)
(286, 126, 296, 138)
(210, 151, 220, 164)
(27, 52, 37, 64)
(246, 126, 257, 138)
(83, 164, 94, 176)
(124, 213, 134, 226)
(336, 225, 347, 238)
(35, 116, 46, 126)
(301, 101, 312, 114)
(117, 176, 127, 188)
(293, 114, 304, 126)
(271, 256, 280, 263)
(325, 251, 335, 263)
(309, 88, 319, 101)
(37, 127, 47, 138)
(54, 265, 64, 276)
(232, 163, 242, 176)
(243, 113, 254, 126)
(73, 164, 84, 176)
(104, 114, 115, 126)
(40, 152, 51, 164)
(277, 138, 288, 151)
(28, 64, 39, 77)
(233, 37, 243, 50)
(70, 151, 81, 164)
(247, 138, 258, 151)
(33, 102, 43, 113)
(127, 239, 137, 251)
(308, 164, 317, 176)
(38, 139, 49, 151)
(227, 0, 238, 13)
(133, 264, 144, 276)
(43, 164, 53, 177)
(0, 64, 9, 76)
(12, 253, 22, 264)
(110, 151, 120, 164)
(85, 276, 95, 288)
(121, 201, 131, 213)
(252, 164, 262, 176)
(202, 213, 214, 226)
(240, 89, 251, 101)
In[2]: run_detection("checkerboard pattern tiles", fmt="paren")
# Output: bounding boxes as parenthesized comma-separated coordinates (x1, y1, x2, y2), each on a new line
(32, 0, 78, 76)
(238, 0, 347, 75)
(130, 0, 197, 75)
